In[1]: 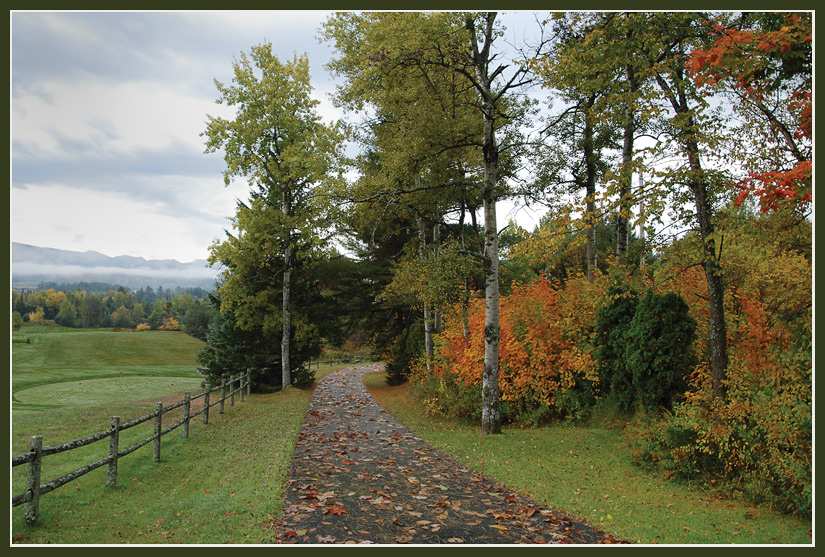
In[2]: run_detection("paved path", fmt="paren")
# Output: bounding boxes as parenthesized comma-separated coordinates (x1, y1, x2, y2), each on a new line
(278, 364, 615, 545)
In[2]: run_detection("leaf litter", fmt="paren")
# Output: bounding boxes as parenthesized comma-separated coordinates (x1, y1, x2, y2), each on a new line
(277, 364, 626, 545)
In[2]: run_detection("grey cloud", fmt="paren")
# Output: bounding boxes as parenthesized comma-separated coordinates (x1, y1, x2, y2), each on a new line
(12, 136, 223, 186)
(12, 11, 337, 101)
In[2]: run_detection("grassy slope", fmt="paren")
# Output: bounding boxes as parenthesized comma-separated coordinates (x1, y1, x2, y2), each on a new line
(11, 323, 348, 544)
(363, 372, 813, 545)
(12, 326, 205, 412)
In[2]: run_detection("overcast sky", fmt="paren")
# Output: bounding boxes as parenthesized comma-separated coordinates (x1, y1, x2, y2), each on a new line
(11, 10, 546, 263)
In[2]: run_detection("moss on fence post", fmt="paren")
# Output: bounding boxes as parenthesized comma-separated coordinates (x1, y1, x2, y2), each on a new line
(24, 435, 42, 525)
(107, 416, 120, 487)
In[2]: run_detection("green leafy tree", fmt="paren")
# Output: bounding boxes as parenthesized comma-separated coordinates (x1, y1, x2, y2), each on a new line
(147, 299, 169, 330)
(12, 311, 23, 331)
(639, 12, 729, 399)
(54, 298, 77, 328)
(323, 12, 488, 375)
(323, 12, 535, 434)
(203, 43, 344, 388)
(79, 294, 103, 329)
(111, 305, 134, 329)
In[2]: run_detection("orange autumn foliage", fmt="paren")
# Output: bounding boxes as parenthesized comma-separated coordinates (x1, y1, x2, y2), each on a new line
(412, 274, 605, 423)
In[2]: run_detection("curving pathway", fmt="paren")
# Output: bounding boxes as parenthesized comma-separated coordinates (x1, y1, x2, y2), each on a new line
(278, 364, 619, 545)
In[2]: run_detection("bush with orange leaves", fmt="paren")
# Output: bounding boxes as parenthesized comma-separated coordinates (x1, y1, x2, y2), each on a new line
(409, 274, 606, 425)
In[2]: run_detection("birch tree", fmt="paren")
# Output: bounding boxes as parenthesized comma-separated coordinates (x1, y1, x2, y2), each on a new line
(323, 12, 533, 433)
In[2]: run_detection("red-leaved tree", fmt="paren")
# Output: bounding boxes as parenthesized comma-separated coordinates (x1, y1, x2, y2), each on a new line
(687, 12, 812, 212)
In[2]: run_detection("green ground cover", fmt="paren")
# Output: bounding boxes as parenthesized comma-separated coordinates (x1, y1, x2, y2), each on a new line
(11, 327, 810, 546)
(363, 372, 813, 545)
(11, 388, 313, 544)
(12, 326, 206, 412)
(11, 324, 347, 543)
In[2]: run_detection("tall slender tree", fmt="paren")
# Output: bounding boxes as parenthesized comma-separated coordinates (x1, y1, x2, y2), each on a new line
(203, 44, 344, 389)
(640, 13, 730, 397)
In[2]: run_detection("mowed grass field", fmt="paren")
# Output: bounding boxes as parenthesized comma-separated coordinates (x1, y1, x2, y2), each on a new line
(12, 325, 206, 414)
(11, 324, 349, 544)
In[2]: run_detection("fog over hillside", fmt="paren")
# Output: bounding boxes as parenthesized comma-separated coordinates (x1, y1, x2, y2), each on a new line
(11, 243, 219, 290)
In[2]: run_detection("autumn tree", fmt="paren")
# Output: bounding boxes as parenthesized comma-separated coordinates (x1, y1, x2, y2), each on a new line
(687, 12, 812, 213)
(203, 44, 344, 389)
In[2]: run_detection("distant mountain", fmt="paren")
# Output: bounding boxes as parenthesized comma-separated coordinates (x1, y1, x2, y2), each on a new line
(11, 243, 220, 291)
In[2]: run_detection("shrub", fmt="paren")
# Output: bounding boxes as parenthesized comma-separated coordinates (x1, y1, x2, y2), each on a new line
(160, 317, 181, 331)
(630, 294, 812, 515)
(623, 290, 697, 412)
(410, 275, 604, 425)
(593, 282, 639, 413)
(12, 311, 23, 331)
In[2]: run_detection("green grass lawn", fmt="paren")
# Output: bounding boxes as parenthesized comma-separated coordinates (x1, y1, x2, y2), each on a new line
(12, 388, 313, 544)
(11, 331, 810, 546)
(12, 326, 206, 412)
(362, 372, 813, 545)
(11, 324, 348, 544)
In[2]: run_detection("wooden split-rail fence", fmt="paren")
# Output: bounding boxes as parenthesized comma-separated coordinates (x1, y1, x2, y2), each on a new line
(11, 370, 251, 525)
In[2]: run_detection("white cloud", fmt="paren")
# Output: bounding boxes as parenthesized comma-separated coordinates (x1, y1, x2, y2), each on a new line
(12, 78, 229, 161)
(11, 182, 243, 261)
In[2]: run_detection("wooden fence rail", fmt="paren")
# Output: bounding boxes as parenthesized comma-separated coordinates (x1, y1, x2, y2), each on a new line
(11, 370, 252, 525)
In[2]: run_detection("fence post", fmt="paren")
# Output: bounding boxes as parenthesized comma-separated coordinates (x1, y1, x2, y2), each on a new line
(182, 392, 191, 438)
(239, 373, 245, 403)
(203, 384, 210, 425)
(107, 416, 120, 487)
(220, 378, 226, 414)
(246, 369, 251, 397)
(24, 435, 42, 525)
(230, 374, 236, 407)
(153, 402, 163, 462)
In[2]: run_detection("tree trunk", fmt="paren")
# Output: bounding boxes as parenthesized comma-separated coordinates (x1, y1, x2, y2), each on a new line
(432, 222, 442, 334)
(468, 13, 502, 435)
(418, 214, 434, 373)
(671, 73, 729, 399)
(583, 95, 598, 282)
(281, 191, 292, 389)
(638, 170, 646, 270)
(687, 145, 728, 398)
(458, 202, 471, 342)
(481, 185, 501, 435)
(616, 64, 636, 265)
